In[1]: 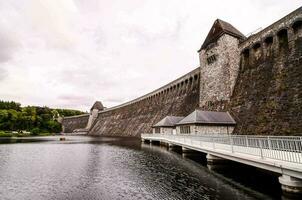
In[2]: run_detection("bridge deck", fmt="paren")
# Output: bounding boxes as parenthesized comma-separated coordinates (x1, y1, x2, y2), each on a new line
(141, 134, 302, 180)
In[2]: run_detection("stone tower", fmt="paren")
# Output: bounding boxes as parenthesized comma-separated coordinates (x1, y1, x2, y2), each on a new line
(86, 101, 104, 130)
(198, 19, 245, 111)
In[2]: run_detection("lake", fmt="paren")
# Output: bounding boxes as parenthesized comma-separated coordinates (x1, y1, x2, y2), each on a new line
(0, 136, 296, 200)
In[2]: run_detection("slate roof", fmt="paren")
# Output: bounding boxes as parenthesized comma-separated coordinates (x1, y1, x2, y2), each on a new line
(198, 19, 245, 51)
(90, 101, 104, 111)
(153, 116, 184, 127)
(177, 110, 236, 125)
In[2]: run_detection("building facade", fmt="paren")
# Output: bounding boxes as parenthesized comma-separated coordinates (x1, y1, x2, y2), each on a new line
(176, 110, 236, 135)
(152, 116, 184, 134)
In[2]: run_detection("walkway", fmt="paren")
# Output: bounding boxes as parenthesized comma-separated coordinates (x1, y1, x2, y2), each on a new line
(141, 134, 302, 194)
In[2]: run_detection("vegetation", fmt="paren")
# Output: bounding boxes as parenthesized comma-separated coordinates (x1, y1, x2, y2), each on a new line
(0, 100, 86, 137)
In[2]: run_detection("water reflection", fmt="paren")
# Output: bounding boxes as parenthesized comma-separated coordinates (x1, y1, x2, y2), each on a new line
(0, 136, 298, 200)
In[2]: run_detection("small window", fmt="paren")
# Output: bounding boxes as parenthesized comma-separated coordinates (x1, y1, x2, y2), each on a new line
(207, 54, 217, 65)
(180, 126, 190, 134)
(154, 127, 160, 133)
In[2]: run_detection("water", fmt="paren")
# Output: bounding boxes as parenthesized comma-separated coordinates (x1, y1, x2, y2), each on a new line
(0, 136, 293, 200)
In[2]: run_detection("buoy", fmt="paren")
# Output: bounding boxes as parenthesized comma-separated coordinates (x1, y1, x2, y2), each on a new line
(59, 137, 66, 141)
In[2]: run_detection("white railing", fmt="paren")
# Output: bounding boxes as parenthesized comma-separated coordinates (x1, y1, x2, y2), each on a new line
(141, 134, 302, 164)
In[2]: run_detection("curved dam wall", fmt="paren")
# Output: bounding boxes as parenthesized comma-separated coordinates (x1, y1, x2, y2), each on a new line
(229, 9, 302, 135)
(88, 68, 200, 137)
(61, 114, 89, 133)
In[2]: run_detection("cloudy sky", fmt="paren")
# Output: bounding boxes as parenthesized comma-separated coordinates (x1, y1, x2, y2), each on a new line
(0, 0, 300, 111)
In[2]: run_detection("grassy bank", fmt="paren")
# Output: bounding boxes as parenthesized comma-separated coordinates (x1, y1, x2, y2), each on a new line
(0, 131, 53, 137)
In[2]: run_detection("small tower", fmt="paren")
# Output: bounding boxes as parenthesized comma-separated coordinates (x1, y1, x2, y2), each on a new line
(86, 101, 104, 130)
(198, 19, 245, 110)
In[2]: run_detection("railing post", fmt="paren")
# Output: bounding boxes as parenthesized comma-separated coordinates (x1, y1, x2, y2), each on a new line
(230, 135, 234, 153)
(268, 136, 271, 150)
(259, 138, 264, 159)
(245, 136, 249, 147)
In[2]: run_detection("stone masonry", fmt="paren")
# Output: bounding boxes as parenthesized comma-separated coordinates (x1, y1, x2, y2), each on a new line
(230, 7, 302, 135)
(61, 114, 89, 133)
(199, 34, 243, 111)
(89, 69, 200, 137)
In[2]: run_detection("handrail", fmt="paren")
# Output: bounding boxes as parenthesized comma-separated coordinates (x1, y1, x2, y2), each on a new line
(141, 133, 302, 164)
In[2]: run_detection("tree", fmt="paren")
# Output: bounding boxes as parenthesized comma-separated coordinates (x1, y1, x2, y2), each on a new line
(0, 99, 82, 134)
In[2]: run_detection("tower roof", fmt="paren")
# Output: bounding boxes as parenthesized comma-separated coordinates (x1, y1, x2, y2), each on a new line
(177, 110, 236, 125)
(90, 101, 104, 111)
(198, 19, 245, 52)
(153, 116, 184, 127)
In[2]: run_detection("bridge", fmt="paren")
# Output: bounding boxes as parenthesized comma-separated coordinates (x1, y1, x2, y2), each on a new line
(141, 133, 302, 194)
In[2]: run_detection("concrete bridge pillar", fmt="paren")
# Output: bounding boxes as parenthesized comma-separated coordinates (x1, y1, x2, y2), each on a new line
(279, 175, 302, 194)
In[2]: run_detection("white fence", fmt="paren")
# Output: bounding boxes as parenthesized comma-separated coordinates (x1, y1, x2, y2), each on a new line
(142, 134, 302, 164)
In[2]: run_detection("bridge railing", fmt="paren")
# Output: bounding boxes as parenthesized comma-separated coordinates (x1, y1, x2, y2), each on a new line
(141, 134, 302, 164)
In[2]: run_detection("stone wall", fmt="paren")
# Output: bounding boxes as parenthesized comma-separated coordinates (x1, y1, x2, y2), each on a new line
(154, 127, 174, 134)
(176, 125, 234, 135)
(199, 34, 242, 111)
(88, 68, 200, 137)
(229, 8, 302, 135)
(61, 114, 89, 133)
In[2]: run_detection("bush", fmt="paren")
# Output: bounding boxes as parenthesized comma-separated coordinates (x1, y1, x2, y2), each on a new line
(0, 131, 12, 137)
(31, 128, 40, 136)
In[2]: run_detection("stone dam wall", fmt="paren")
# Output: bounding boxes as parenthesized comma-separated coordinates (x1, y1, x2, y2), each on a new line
(229, 8, 302, 135)
(88, 68, 200, 137)
(61, 7, 302, 136)
(61, 114, 89, 133)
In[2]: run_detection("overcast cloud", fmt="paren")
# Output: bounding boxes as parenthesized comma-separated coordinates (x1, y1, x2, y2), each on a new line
(0, 0, 300, 111)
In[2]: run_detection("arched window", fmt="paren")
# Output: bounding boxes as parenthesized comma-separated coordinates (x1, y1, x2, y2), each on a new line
(292, 20, 302, 34)
(252, 43, 261, 60)
(277, 29, 288, 48)
(264, 36, 273, 57)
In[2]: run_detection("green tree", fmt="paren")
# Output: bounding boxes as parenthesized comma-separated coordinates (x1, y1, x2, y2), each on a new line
(0, 99, 82, 134)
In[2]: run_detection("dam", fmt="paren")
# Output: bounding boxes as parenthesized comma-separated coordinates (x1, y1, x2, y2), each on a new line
(61, 7, 302, 137)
